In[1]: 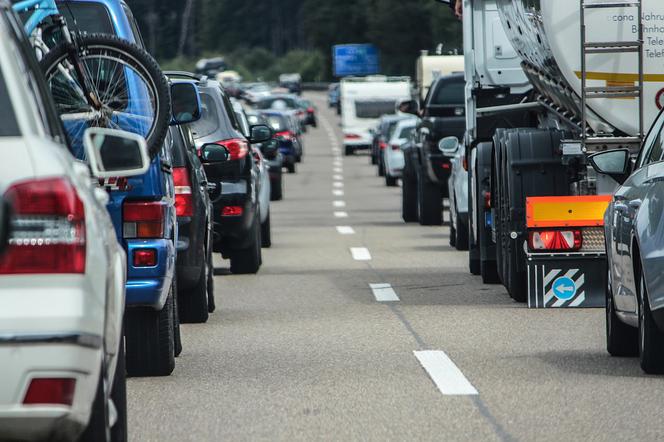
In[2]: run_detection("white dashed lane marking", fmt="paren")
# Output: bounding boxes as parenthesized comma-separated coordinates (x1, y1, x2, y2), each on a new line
(336, 226, 355, 235)
(369, 283, 399, 302)
(350, 247, 371, 261)
(334, 211, 349, 218)
(333, 182, 344, 188)
(333, 189, 344, 196)
(333, 174, 343, 181)
(414, 351, 478, 396)
(333, 201, 346, 208)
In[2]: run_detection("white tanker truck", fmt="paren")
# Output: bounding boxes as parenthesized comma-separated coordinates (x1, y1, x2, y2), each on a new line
(437, 0, 664, 307)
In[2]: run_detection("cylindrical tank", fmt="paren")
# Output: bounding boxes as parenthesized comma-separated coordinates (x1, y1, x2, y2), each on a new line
(497, 0, 664, 136)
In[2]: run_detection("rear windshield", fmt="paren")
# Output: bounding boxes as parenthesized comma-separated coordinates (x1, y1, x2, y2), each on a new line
(58, 2, 115, 35)
(431, 80, 465, 105)
(355, 100, 396, 119)
(0, 71, 19, 136)
(265, 115, 288, 132)
(190, 93, 220, 138)
(256, 97, 299, 110)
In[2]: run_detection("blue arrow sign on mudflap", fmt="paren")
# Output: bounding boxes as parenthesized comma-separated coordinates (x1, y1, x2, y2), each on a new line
(552, 276, 577, 301)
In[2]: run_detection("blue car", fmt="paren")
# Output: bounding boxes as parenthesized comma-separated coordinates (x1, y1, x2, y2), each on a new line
(259, 110, 302, 174)
(60, 0, 200, 377)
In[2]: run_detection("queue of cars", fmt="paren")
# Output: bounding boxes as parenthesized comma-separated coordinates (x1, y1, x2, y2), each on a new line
(0, 0, 314, 439)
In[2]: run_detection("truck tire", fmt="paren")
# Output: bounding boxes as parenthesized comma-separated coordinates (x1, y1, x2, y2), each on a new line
(125, 291, 175, 377)
(500, 129, 568, 302)
(402, 169, 419, 222)
(417, 171, 443, 226)
(178, 256, 209, 324)
(230, 215, 262, 274)
(606, 271, 637, 356)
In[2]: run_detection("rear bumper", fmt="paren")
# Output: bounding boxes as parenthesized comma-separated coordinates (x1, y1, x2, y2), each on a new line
(126, 238, 175, 309)
(212, 192, 257, 253)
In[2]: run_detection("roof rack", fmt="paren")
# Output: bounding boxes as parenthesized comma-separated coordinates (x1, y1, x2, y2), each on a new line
(163, 71, 208, 83)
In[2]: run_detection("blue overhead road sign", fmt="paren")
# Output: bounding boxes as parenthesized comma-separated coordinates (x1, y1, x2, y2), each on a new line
(333, 44, 380, 77)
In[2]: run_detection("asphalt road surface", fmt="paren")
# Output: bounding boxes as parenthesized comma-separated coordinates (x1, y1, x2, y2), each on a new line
(127, 94, 664, 441)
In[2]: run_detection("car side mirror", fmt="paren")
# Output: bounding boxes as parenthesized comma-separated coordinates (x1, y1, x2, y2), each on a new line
(0, 197, 10, 255)
(200, 143, 230, 163)
(170, 82, 202, 125)
(260, 138, 279, 158)
(84, 128, 150, 178)
(438, 136, 460, 157)
(397, 99, 420, 116)
(250, 124, 273, 144)
(589, 149, 631, 184)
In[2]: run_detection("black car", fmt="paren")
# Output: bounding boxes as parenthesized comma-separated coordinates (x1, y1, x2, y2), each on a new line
(171, 124, 215, 322)
(247, 112, 284, 201)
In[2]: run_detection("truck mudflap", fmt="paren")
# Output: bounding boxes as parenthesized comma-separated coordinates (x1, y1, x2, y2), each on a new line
(527, 254, 605, 308)
(525, 195, 611, 309)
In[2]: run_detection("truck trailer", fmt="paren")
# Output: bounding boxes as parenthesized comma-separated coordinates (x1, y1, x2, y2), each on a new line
(438, 0, 664, 307)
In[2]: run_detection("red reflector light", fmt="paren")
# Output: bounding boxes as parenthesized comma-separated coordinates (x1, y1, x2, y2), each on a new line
(483, 191, 492, 209)
(276, 131, 294, 141)
(344, 134, 361, 140)
(173, 167, 193, 217)
(215, 138, 249, 160)
(134, 249, 157, 267)
(23, 378, 76, 406)
(123, 201, 166, 239)
(222, 206, 244, 217)
(528, 230, 582, 252)
(442, 163, 451, 169)
(0, 178, 86, 275)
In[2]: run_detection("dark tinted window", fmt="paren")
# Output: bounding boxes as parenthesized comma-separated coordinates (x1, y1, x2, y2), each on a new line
(431, 79, 465, 105)
(256, 97, 299, 110)
(170, 128, 187, 167)
(0, 71, 19, 136)
(59, 2, 115, 35)
(355, 100, 396, 119)
(190, 93, 220, 138)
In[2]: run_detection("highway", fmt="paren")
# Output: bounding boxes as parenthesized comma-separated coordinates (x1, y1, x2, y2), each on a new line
(127, 94, 664, 441)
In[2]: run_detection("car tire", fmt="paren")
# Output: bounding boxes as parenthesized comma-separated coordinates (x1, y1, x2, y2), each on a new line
(110, 337, 127, 442)
(125, 292, 175, 377)
(638, 274, 664, 373)
(378, 158, 385, 177)
(287, 162, 296, 174)
(344, 146, 354, 156)
(449, 220, 457, 248)
(171, 278, 182, 357)
(385, 174, 398, 187)
(453, 201, 469, 251)
(402, 171, 418, 223)
(79, 364, 111, 442)
(606, 271, 637, 357)
(261, 211, 272, 248)
(178, 254, 209, 324)
(296, 154, 302, 163)
(207, 242, 216, 313)
(371, 152, 378, 165)
(230, 216, 261, 274)
(271, 175, 283, 201)
(417, 171, 443, 226)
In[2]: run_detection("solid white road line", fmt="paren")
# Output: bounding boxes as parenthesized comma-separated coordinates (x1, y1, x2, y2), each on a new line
(413, 350, 478, 396)
(333, 200, 346, 208)
(336, 226, 355, 235)
(369, 283, 399, 302)
(334, 211, 349, 218)
(333, 182, 344, 188)
(350, 247, 371, 261)
(333, 174, 344, 181)
(333, 189, 344, 196)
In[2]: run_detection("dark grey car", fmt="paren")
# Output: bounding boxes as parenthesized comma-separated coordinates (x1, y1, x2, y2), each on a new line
(592, 109, 664, 374)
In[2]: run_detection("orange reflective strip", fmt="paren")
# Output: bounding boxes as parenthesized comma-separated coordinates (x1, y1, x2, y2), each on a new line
(526, 196, 612, 228)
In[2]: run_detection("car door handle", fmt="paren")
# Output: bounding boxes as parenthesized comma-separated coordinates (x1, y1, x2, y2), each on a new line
(629, 199, 642, 210)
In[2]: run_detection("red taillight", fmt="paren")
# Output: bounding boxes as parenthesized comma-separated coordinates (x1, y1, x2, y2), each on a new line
(307, 107, 314, 113)
(222, 206, 244, 217)
(391, 144, 401, 151)
(133, 249, 157, 267)
(214, 138, 249, 160)
(23, 378, 76, 406)
(379, 141, 388, 150)
(528, 230, 582, 252)
(173, 167, 193, 217)
(276, 131, 294, 141)
(442, 163, 451, 170)
(0, 178, 86, 275)
(123, 201, 166, 238)
(344, 134, 361, 140)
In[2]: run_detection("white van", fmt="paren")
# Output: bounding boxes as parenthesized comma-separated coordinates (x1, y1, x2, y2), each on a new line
(340, 76, 412, 155)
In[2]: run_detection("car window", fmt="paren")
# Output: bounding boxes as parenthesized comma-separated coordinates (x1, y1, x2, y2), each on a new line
(387, 121, 401, 138)
(58, 2, 115, 35)
(235, 110, 250, 137)
(170, 127, 187, 167)
(398, 126, 415, 139)
(356, 100, 397, 119)
(0, 70, 20, 137)
(431, 80, 464, 105)
(190, 92, 220, 138)
(638, 109, 664, 168)
(265, 115, 287, 132)
(256, 97, 298, 110)
(122, 4, 146, 47)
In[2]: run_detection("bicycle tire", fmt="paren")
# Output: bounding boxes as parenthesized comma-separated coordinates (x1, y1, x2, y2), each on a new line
(40, 33, 170, 157)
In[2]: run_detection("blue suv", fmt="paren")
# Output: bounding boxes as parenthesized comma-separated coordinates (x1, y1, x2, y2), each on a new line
(60, 0, 200, 376)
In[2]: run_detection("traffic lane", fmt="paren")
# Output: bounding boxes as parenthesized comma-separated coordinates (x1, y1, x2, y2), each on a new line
(314, 99, 664, 439)
(127, 101, 500, 441)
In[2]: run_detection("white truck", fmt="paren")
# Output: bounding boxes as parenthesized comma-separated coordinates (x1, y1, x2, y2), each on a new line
(416, 53, 464, 100)
(340, 76, 412, 155)
(438, 0, 664, 307)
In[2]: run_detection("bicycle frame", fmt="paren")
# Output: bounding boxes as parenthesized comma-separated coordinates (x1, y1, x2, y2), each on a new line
(12, 0, 60, 36)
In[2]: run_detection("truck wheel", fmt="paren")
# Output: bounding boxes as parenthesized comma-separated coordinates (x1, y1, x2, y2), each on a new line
(261, 211, 272, 248)
(606, 271, 637, 356)
(402, 170, 419, 222)
(125, 291, 175, 377)
(230, 216, 261, 274)
(638, 274, 664, 373)
(417, 171, 443, 226)
(344, 146, 353, 156)
(178, 255, 209, 324)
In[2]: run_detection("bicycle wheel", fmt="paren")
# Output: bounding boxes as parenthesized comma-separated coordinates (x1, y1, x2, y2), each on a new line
(40, 33, 170, 158)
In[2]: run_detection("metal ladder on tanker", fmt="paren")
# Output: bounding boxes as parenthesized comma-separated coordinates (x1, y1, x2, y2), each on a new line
(580, 0, 644, 151)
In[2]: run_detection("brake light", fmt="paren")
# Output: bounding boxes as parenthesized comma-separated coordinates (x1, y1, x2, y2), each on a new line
(214, 138, 249, 160)
(528, 230, 582, 252)
(379, 141, 388, 150)
(173, 167, 193, 217)
(307, 107, 314, 113)
(0, 178, 86, 275)
(276, 131, 294, 141)
(23, 378, 76, 406)
(123, 201, 166, 238)
(345, 134, 361, 140)
(222, 206, 244, 217)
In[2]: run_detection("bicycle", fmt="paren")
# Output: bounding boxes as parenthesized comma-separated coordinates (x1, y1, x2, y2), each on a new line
(12, 0, 170, 156)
